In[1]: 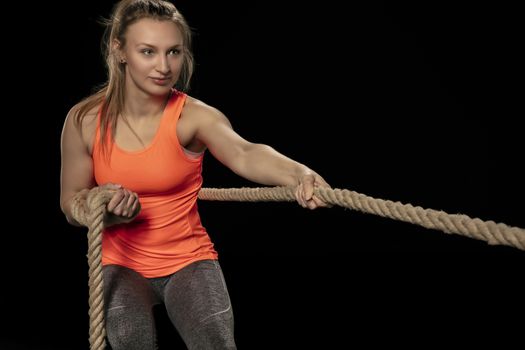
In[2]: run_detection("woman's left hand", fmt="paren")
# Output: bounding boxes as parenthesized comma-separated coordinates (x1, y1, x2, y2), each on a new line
(295, 171, 332, 209)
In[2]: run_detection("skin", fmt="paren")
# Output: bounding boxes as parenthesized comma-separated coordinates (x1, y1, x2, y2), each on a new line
(60, 18, 330, 227)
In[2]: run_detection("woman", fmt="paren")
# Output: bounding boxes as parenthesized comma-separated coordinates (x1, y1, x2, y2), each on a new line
(60, 0, 330, 348)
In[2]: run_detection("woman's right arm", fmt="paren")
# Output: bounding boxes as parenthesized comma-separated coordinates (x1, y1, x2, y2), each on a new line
(60, 107, 98, 226)
(60, 107, 141, 227)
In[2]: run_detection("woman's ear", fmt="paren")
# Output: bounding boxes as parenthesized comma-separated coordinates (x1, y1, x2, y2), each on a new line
(112, 39, 126, 63)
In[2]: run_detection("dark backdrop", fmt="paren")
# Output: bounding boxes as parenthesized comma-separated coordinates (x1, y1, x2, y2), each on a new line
(2, 1, 523, 349)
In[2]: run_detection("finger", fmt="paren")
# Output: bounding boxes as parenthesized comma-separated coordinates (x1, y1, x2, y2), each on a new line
(303, 195, 325, 210)
(107, 190, 125, 212)
(306, 198, 317, 210)
(123, 192, 138, 216)
(296, 184, 306, 208)
(299, 183, 308, 207)
(127, 192, 137, 206)
(128, 198, 140, 217)
(114, 191, 131, 215)
(111, 190, 130, 215)
(311, 195, 331, 208)
(302, 175, 315, 200)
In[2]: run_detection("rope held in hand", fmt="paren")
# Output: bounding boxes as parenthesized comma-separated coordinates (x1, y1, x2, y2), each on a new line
(71, 185, 525, 349)
(71, 187, 114, 350)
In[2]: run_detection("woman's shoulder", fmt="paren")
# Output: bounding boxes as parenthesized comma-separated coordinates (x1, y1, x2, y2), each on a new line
(65, 101, 101, 152)
(182, 95, 229, 124)
(67, 102, 99, 134)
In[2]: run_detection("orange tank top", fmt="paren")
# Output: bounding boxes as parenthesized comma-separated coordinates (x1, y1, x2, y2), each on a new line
(92, 91, 218, 278)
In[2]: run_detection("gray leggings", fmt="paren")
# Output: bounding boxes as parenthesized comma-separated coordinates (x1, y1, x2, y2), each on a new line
(103, 259, 236, 350)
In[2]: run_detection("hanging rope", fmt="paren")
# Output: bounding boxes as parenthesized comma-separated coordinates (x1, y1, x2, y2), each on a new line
(71, 187, 114, 350)
(71, 185, 525, 349)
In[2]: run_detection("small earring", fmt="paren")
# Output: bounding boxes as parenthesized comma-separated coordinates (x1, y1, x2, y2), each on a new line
(120, 59, 126, 64)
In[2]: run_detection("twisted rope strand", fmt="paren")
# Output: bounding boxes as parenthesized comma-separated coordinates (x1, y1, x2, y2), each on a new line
(199, 186, 525, 250)
(71, 188, 114, 350)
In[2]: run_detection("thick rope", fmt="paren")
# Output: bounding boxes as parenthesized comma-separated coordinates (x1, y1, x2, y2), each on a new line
(198, 186, 525, 250)
(71, 187, 114, 350)
(71, 185, 525, 350)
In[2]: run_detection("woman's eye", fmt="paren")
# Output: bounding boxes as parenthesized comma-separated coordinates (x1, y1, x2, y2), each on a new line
(142, 49, 153, 55)
(169, 49, 181, 55)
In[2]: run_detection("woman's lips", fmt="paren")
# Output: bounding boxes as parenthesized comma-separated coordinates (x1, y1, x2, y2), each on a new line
(150, 77, 172, 85)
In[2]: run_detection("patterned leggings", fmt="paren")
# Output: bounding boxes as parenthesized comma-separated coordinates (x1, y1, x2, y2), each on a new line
(103, 259, 236, 349)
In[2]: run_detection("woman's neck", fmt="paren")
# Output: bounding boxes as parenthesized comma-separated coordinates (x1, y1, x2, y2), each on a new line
(123, 88, 171, 121)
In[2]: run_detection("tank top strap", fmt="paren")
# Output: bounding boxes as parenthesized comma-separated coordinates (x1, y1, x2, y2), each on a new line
(163, 89, 187, 126)
(161, 90, 187, 145)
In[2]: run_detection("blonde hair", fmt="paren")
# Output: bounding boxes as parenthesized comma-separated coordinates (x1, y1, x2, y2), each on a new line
(73, 0, 194, 161)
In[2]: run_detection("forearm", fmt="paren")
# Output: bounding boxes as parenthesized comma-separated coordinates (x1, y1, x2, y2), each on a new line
(61, 185, 140, 228)
(235, 143, 313, 186)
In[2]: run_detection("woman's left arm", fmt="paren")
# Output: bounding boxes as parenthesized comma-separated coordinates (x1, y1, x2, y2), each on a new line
(194, 105, 331, 209)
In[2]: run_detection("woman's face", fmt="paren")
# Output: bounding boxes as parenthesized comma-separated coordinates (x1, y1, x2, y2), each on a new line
(121, 18, 184, 96)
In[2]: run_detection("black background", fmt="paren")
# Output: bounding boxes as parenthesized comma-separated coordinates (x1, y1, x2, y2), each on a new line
(1, 1, 523, 349)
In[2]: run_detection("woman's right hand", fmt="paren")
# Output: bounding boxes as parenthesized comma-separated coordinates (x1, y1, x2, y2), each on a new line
(99, 183, 141, 226)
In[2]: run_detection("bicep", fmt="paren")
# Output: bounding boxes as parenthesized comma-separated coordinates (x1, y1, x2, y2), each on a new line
(195, 112, 252, 173)
(60, 111, 96, 211)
